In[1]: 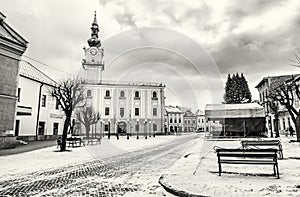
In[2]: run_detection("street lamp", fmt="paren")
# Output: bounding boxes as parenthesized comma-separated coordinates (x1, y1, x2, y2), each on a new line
(116, 120, 119, 140)
(149, 120, 152, 137)
(153, 120, 155, 137)
(137, 119, 139, 139)
(144, 119, 148, 139)
(108, 119, 111, 139)
(127, 119, 130, 140)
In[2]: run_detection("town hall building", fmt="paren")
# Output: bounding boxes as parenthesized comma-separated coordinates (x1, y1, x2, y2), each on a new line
(78, 12, 166, 137)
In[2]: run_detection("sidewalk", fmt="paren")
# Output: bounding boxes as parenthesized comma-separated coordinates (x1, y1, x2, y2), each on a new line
(159, 134, 300, 196)
(0, 139, 56, 156)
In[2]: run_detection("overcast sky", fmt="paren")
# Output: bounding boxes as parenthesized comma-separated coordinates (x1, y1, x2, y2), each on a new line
(2, 0, 300, 111)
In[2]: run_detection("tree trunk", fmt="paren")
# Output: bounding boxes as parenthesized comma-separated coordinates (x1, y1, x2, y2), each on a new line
(274, 113, 280, 138)
(61, 115, 71, 151)
(85, 124, 90, 138)
(296, 114, 300, 142)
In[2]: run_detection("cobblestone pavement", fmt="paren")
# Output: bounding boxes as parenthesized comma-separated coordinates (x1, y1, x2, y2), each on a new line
(0, 135, 196, 196)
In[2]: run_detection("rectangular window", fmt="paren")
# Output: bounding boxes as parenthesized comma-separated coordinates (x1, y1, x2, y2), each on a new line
(120, 108, 124, 117)
(17, 88, 21, 102)
(55, 99, 59, 110)
(135, 108, 139, 116)
(153, 108, 157, 116)
(41, 95, 46, 107)
(105, 107, 110, 116)
(179, 118, 181, 123)
(153, 123, 157, 132)
(53, 123, 59, 135)
(170, 117, 173, 123)
(174, 118, 177, 123)
(38, 121, 45, 135)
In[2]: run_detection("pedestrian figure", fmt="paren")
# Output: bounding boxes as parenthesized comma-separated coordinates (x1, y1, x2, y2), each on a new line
(289, 126, 295, 137)
(57, 136, 62, 149)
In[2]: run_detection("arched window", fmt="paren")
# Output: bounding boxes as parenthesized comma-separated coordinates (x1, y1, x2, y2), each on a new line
(152, 91, 157, 98)
(105, 90, 110, 97)
(135, 91, 140, 98)
(120, 90, 125, 97)
(87, 90, 92, 97)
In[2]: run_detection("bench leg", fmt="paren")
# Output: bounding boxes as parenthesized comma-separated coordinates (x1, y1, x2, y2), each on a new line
(276, 164, 280, 179)
(218, 163, 222, 176)
(273, 165, 276, 176)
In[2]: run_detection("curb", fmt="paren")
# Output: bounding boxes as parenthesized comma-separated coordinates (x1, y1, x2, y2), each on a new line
(158, 174, 207, 197)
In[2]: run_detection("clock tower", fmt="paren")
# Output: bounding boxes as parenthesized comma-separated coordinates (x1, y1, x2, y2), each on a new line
(82, 11, 104, 83)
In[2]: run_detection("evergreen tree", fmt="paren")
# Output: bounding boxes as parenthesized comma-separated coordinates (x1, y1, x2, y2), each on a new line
(224, 73, 252, 104)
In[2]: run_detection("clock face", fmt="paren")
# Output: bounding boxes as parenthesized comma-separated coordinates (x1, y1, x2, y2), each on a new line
(90, 48, 98, 56)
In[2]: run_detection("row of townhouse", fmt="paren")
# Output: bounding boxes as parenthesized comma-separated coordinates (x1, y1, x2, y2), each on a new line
(255, 74, 300, 136)
(164, 105, 206, 133)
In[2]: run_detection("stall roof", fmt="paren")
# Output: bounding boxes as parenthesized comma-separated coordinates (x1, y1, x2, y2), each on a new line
(205, 103, 265, 118)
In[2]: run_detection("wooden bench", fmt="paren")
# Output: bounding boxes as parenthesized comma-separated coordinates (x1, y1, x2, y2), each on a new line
(241, 140, 283, 159)
(66, 137, 82, 147)
(216, 148, 280, 178)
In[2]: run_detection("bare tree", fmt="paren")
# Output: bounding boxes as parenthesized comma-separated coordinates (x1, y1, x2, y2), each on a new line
(268, 77, 300, 141)
(50, 78, 85, 151)
(76, 107, 100, 138)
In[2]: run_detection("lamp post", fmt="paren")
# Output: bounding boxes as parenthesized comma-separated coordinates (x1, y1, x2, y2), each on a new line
(127, 119, 130, 140)
(137, 119, 139, 139)
(100, 120, 103, 140)
(108, 119, 111, 139)
(153, 120, 155, 137)
(116, 120, 119, 140)
(149, 120, 152, 137)
(144, 119, 148, 139)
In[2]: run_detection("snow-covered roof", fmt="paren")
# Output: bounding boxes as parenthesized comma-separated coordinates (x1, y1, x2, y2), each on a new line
(195, 109, 204, 116)
(19, 60, 56, 86)
(205, 103, 265, 118)
(165, 106, 183, 114)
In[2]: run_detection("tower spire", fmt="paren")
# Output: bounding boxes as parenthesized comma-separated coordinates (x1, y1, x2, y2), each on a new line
(88, 11, 101, 47)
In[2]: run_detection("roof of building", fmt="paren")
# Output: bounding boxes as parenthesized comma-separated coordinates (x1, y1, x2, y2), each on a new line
(19, 60, 56, 86)
(255, 74, 300, 89)
(82, 79, 165, 88)
(205, 103, 265, 118)
(165, 105, 183, 114)
(195, 109, 205, 116)
(0, 12, 28, 48)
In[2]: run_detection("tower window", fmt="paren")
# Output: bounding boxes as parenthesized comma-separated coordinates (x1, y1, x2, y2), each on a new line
(105, 90, 110, 97)
(135, 91, 140, 98)
(153, 108, 157, 116)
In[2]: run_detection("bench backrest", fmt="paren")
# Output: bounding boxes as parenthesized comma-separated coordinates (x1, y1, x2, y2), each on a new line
(241, 140, 281, 146)
(216, 148, 278, 159)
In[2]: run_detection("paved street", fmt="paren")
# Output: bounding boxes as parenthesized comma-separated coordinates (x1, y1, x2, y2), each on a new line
(0, 134, 196, 196)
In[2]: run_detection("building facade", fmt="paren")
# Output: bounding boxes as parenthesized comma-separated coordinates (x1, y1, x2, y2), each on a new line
(195, 109, 205, 132)
(183, 110, 197, 132)
(255, 75, 299, 136)
(16, 61, 64, 141)
(0, 12, 28, 136)
(78, 13, 165, 137)
(164, 105, 184, 133)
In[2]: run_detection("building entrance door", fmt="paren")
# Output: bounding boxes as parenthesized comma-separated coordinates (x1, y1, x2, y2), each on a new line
(117, 121, 127, 134)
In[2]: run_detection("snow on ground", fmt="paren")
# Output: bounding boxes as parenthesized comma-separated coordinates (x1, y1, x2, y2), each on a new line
(162, 134, 300, 196)
(0, 135, 177, 179)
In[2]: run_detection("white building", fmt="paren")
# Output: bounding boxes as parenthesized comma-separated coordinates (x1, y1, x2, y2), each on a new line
(16, 60, 64, 141)
(195, 109, 205, 132)
(78, 13, 166, 137)
(164, 105, 184, 133)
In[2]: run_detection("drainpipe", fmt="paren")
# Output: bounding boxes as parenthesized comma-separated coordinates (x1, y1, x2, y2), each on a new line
(35, 83, 43, 141)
